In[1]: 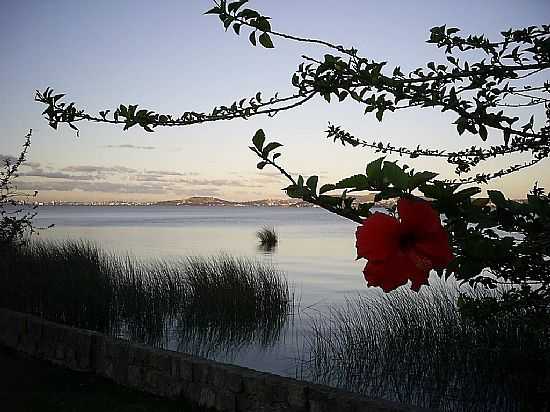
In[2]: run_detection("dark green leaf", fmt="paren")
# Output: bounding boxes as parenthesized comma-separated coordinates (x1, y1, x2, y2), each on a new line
(252, 129, 266, 151)
(357, 202, 373, 217)
(255, 17, 271, 32)
(319, 184, 336, 194)
(479, 124, 488, 141)
(382, 162, 409, 189)
(318, 195, 341, 207)
(454, 187, 481, 201)
(366, 157, 384, 182)
(335, 174, 369, 190)
(472, 198, 490, 208)
(259, 32, 274, 48)
(204, 6, 221, 15)
(257, 161, 267, 170)
(249, 31, 257, 46)
(409, 171, 438, 189)
(306, 176, 319, 194)
(285, 185, 303, 199)
(227, 0, 248, 14)
(262, 142, 283, 156)
(488, 190, 506, 207)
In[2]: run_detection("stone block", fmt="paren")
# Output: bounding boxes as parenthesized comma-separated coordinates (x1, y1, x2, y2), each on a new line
(55, 344, 65, 360)
(1, 312, 24, 348)
(129, 344, 152, 367)
(20, 316, 43, 356)
(242, 370, 268, 400)
(215, 389, 236, 412)
(160, 375, 185, 399)
(285, 380, 308, 410)
(211, 365, 243, 394)
(199, 386, 217, 409)
(308, 384, 340, 412)
(151, 351, 172, 374)
(92, 334, 107, 373)
(75, 331, 95, 371)
(193, 360, 213, 384)
(178, 357, 194, 381)
(127, 365, 144, 388)
(181, 381, 202, 405)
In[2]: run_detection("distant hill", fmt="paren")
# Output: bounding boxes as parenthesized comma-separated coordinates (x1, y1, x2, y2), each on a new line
(154, 196, 314, 207)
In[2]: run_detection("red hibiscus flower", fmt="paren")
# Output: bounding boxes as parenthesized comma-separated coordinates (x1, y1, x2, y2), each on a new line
(355, 197, 453, 292)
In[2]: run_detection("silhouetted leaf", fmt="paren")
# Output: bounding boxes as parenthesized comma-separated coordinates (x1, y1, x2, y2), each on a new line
(253, 129, 266, 150)
(335, 174, 369, 190)
(306, 176, 318, 194)
(259, 32, 274, 48)
(409, 171, 438, 189)
(382, 162, 409, 189)
(262, 142, 283, 156)
(319, 184, 336, 194)
(488, 190, 506, 207)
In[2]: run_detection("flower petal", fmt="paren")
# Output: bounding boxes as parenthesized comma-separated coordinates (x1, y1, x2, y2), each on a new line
(414, 232, 454, 268)
(397, 198, 442, 235)
(405, 250, 432, 291)
(364, 250, 432, 293)
(363, 252, 411, 292)
(356, 213, 401, 261)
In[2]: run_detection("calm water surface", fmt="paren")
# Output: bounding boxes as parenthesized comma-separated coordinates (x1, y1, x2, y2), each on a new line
(33, 205, 372, 376)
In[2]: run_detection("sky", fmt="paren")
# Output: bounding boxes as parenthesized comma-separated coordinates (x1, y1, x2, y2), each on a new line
(1, 0, 549, 202)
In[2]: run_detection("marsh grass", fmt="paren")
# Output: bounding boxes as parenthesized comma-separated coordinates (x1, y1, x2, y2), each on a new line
(0, 240, 292, 352)
(299, 281, 549, 412)
(256, 226, 278, 252)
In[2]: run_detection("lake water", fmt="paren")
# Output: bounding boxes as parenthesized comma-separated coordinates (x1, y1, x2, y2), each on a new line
(32, 205, 373, 376)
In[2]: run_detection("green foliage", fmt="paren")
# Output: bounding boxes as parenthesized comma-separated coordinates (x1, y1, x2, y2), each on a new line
(248, 128, 550, 322)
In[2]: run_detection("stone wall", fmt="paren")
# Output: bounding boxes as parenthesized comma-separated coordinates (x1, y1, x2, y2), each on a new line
(0, 308, 426, 412)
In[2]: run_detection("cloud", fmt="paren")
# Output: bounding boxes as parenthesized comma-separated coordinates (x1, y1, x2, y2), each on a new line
(20, 170, 97, 180)
(14, 161, 262, 200)
(17, 180, 169, 195)
(61, 165, 138, 174)
(145, 169, 198, 177)
(132, 174, 168, 182)
(104, 144, 156, 150)
(180, 178, 260, 188)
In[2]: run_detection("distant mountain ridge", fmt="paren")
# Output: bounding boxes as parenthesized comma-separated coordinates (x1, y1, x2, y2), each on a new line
(155, 196, 314, 207)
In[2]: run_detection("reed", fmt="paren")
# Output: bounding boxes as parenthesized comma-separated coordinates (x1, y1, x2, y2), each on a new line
(0, 240, 292, 351)
(256, 226, 278, 251)
(299, 281, 549, 412)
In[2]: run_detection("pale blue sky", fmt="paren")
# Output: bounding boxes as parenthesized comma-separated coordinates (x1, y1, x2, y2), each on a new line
(1, 0, 549, 201)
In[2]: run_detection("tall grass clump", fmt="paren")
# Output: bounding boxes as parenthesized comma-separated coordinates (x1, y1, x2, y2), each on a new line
(1, 241, 117, 332)
(256, 226, 278, 252)
(0, 240, 293, 353)
(300, 280, 549, 412)
(176, 255, 291, 354)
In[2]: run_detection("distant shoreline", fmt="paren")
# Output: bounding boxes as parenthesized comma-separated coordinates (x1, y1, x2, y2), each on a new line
(15, 194, 379, 208)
